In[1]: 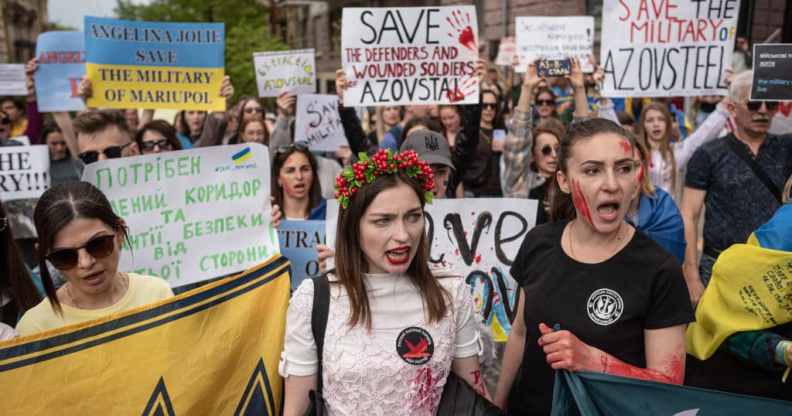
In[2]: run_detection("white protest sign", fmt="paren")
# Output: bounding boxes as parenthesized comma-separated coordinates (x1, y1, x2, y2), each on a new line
(295, 94, 348, 152)
(770, 101, 792, 135)
(341, 6, 479, 106)
(515, 17, 594, 72)
(254, 49, 316, 97)
(326, 198, 537, 342)
(495, 36, 516, 66)
(600, 0, 739, 97)
(0, 64, 28, 96)
(0, 145, 50, 200)
(83, 144, 279, 287)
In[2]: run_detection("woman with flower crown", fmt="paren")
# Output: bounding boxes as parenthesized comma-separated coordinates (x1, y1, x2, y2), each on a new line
(278, 149, 489, 415)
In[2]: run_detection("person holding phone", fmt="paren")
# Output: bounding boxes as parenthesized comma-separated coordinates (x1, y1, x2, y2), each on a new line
(16, 182, 173, 336)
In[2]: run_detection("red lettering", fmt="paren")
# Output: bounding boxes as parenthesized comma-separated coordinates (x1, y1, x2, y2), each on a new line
(618, 0, 632, 21)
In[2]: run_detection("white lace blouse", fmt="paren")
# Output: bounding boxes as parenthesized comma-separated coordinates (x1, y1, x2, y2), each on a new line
(279, 271, 480, 415)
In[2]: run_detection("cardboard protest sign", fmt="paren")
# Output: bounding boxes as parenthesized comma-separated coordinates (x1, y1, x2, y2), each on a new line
(327, 198, 538, 342)
(35, 31, 86, 112)
(82, 144, 278, 287)
(600, 0, 739, 97)
(278, 220, 325, 290)
(495, 36, 515, 66)
(254, 49, 316, 97)
(751, 44, 792, 101)
(0, 64, 27, 96)
(341, 6, 479, 106)
(85, 17, 225, 111)
(515, 17, 594, 72)
(294, 94, 347, 151)
(0, 145, 50, 200)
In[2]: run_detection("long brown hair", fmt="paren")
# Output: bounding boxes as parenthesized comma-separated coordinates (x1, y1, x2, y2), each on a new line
(334, 173, 448, 329)
(636, 102, 677, 190)
(550, 118, 638, 221)
(33, 182, 130, 315)
(0, 201, 40, 325)
(271, 145, 322, 216)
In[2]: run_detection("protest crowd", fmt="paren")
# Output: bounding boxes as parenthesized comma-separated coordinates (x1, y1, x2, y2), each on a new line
(1, 2, 792, 415)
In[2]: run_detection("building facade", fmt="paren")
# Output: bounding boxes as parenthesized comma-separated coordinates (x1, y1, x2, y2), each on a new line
(0, 0, 48, 63)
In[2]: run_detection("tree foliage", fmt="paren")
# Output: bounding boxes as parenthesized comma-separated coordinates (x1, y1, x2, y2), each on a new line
(115, 0, 287, 103)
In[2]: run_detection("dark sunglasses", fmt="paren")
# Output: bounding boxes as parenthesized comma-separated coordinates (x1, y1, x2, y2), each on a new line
(482, 103, 497, 110)
(46, 234, 116, 270)
(244, 107, 264, 114)
(141, 139, 171, 151)
(536, 99, 556, 106)
(275, 142, 308, 155)
(745, 101, 779, 112)
(540, 145, 559, 156)
(79, 142, 133, 164)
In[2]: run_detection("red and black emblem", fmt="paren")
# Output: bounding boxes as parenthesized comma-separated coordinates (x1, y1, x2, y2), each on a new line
(396, 327, 434, 366)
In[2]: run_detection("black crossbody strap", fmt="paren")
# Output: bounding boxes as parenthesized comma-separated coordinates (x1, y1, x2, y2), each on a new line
(310, 273, 330, 394)
(726, 137, 782, 204)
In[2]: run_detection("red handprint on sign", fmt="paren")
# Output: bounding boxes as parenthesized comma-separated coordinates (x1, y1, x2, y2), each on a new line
(446, 74, 478, 103)
(446, 10, 476, 53)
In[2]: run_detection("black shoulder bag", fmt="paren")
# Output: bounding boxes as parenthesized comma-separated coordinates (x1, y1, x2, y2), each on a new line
(304, 273, 330, 416)
(727, 137, 783, 204)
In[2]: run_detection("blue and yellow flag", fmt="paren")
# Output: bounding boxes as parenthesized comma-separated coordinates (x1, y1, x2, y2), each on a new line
(687, 204, 792, 360)
(0, 255, 290, 415)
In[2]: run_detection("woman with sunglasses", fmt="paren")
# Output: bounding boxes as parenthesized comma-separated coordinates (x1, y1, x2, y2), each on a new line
(15, 182, 173, 336)
(527, 120, 565, 225)
(227, 97, 268, 146)
(271, 144, 326, 221)
(135, 120, 182, 155)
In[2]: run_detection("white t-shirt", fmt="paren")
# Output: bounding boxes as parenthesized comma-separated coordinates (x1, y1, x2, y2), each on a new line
(279, 271, 480, 415)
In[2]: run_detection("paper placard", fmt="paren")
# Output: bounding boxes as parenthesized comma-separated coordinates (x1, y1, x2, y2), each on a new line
(495, 37, 516, 66)
(82, 144, 278, 287)
(294, 94, 347, 152)
(0, 145, 50, 200)
(85, 17, 226, 111)
(515, 17, 594, 72)
(0, 64, 28, 96)
(278, 220, 325, 290)
(35, 31, 86, 112)
(600, 0, 739, 97)
(254, 49, 316, 97)
(341, 6, 480, 106)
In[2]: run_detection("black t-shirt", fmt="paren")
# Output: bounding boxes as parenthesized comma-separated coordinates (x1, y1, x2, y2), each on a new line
(507, 221, 694, 415)
(528, 181, 550, 225)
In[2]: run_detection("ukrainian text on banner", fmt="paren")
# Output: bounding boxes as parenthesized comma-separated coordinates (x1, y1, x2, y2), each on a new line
(550, 370, 792, 416)
(278, 220, 325, 290)
(327, 198, 537, 342)
(35, 31, 86, 112)
(341, 6, 480, 106)
(515, 16, 594, 73)
(600, 0, 739, 97)
(254, 49, 316, 97)
(85, 17, 225, 111)
(82, 143, 278, 287)
(0, 256, 290, 416)
(0, 145, 50, 201)
(294, 94, 347, 151)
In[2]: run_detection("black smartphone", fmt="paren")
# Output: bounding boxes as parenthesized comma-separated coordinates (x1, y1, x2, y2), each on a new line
(537, 59, 571, 77)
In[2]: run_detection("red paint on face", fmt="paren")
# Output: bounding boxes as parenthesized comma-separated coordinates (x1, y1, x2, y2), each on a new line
(571, 180, 594, 226)
(458, 26, 476, 52)
(619, 140, 632, 156)
(600, 353, 684, 385)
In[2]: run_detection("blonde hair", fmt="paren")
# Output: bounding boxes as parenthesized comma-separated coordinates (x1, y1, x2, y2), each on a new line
(636, 102, 677, 191)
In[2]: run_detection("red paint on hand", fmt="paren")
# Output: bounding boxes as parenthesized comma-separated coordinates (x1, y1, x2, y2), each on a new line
(571, 180, 594, 226)
(600, 353, 684, 385)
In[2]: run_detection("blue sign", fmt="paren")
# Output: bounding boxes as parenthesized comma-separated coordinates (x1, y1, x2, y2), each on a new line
(34, 31, 85, 112)
(278, 220, 325, 290)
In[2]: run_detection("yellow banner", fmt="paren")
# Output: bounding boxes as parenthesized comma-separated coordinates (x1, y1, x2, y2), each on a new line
(0, 255, 290, 415)
(86, 63, 225, 111)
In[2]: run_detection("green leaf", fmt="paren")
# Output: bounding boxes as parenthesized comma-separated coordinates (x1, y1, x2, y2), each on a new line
(424, 191, 434, 204)
(358, 152, 369, 162)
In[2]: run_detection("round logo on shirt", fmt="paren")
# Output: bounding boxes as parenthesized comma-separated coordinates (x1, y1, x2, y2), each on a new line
(396, 327, 434, 366)
(586, 288, 624, 326)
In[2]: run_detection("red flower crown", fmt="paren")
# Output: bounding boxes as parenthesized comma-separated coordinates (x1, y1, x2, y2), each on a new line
(335, 149, 435, 209)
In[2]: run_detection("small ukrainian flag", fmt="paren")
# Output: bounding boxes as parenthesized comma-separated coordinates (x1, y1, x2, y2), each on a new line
(232, 147, 253, 165)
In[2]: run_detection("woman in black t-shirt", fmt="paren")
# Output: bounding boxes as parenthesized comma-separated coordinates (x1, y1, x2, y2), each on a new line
(494, 118, 694, 415)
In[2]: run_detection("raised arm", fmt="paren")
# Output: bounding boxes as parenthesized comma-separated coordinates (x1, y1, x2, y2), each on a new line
(567, 57, 590, 119)
(24, 59, 44, 144)
(335, 69, 371, 155)
(673, 99, 730, 168)
(502, 62, 541, 198)
(53, 112, 79, 159)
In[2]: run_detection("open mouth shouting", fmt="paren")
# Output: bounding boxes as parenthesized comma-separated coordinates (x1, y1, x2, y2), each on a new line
(596, 200, 621, 223)
(385, 246, 411, 266)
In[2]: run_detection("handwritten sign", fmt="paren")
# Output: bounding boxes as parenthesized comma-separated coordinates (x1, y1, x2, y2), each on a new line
(294, 94, 347, 152)
(341, 6, 479, 106)
(254, 49, 316, 97)
(326, 198, 537, 341)
(83, 144, 278, 287)
(600, 0, 739, 97)
(495, 37, 515, 66)
(278, 220, 325, 290)
(35, 31, 86, 112)
(85, 17, 225, 111)
(0, 65, 27, 96)
(751, 44, 792, 101)
(515, 17, 594, 72)
(0, 145, 50, 200)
